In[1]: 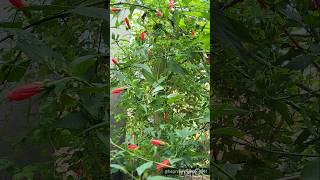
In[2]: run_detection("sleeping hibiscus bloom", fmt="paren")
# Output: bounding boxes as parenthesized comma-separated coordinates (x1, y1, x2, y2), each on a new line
(156, 10, 163, 17)
(112, 58, 119, 64)
(128, 143, 139, 150)
(111, 87, 125, 94)
(156, 159, 170, 171)
(7, 82, 44, 101)
(9, 0, 25, 9)
(111, 8, 121, 12)
(150, 139, 165, 146)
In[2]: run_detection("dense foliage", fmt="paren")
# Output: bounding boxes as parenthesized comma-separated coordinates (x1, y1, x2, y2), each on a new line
(110, 0, 210, 179)
(1, 0, 109, 179)
(212, 0, 320, 179)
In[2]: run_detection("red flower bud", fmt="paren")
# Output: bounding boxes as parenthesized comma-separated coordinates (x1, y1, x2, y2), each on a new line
(169, 0, 174, 11)
(128, 143, 139, 150)
(7, 83, 44, 101)
(156, 10, 163, 17)
(124, 17, 131, 29)
(156, 159, 170, 171)
(112, 87, 124, 94)
(9, 0, 25, 9)
(150, 139, 165, 146)
(111, 8, 121, 12)
(163, 112, 169, 120)
(192, 30, 196, 37)
(141, 31, 145, 41)
(112, 58, 119, 64)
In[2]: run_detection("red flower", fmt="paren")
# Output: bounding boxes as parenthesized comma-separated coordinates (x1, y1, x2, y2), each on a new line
(141, 31, 145, 41)
(112, 87, 124, 94)
(156, 10, 163, 17)
(128, 143, 139, 150)
(192, 30, 196, 37)
(9, 0, 25, 9)
(111, 8, 121, 12)
(156, 159, 170, 171)
(169, 0, 174, 11)
(150, 139, 165, 146)
(75, 169, 83, 177)
(7, 83, 43, 101)
(163, 112, 169, 120)
(112, 58, 119, 64)
(124, 17, 131, 29)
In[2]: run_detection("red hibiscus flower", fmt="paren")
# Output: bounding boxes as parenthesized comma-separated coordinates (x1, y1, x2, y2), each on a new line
(156, 159, 170, 171)
(192, 30, 196, 37)
(124, 17, 131, 29)
(9, 0, 25, 9)
(112, 58, 119, 64)
(111, 87, 125, 94)
(163, 112, 169, 120)
(111, 8, 121, 12)
(150, 139, 165, 146)
(141, 31, 145, 41)
(7, 83, 44, 101)
(156, 10, 163, 17)
(128, 143, 139, 150)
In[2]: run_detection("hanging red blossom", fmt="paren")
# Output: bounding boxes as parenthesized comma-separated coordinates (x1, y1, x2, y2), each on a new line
(141, 31, 145, 41)
(111, 87, 125, 94)
(111, 8, 121, 12)
(156, 10, 163, 17)
(163, 112, 169, 120)
(112, 58, 119, 64)
(150, 139, 165, 146)
(192, 30, 196, 37)
(9, 0, 25, 9)
(7, 83, 44, 101)
(169, 0, 174, 11)
(156, 159, 170, 171)
(128, 143, 139, 150)
(124, 17, 131, 29)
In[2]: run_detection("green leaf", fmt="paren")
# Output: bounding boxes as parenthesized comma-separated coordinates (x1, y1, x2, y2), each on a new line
(152, 86, 164, 96)
(136, 161, 153, 177)
(167, 93, 182, 104)
(301, 159, 320, 180)
(213, 127, 244, 138)
(169, 158, 183, 164)
(55, 112, 87, 129)
(274, 101, 293, 125)
(110, 164, 127, 173)
(175, 127, 196, 138)
(69, 7, 108, 21)
(168, 60, 186, 75)
(0, 159, 14, 170)
(200, 111, 210, 123)
(70, 55, 96, 77)
(147, 176, 179, 180)
(0, 28, 64, 65)
(284, 55, 313, 70)
(133, 63, 153, 74)
(96, 131, 108, 145)
(212, 104, 248, 117)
